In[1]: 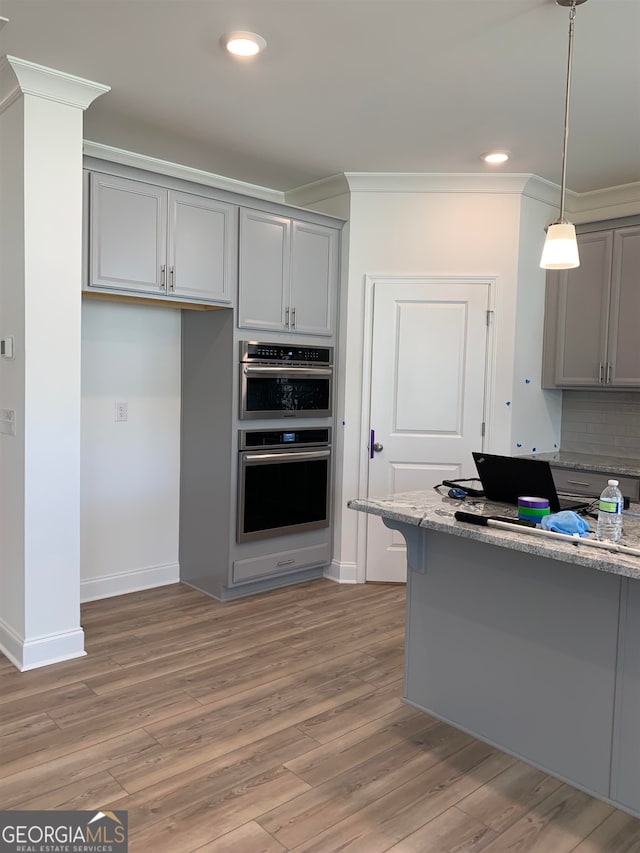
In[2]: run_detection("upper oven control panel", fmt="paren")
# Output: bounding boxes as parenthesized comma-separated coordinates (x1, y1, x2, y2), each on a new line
(240, 341, 332, 366)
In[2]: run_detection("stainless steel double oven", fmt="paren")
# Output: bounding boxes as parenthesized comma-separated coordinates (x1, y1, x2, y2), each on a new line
(237, 342, 333, 543)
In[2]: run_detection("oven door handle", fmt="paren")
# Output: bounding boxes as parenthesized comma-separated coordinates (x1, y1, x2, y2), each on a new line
(242, 449, 331, 465)
(243, 366, 332, 378)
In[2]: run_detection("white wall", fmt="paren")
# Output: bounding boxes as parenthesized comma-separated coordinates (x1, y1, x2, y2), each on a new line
(294, 177, 563, 578)
(0, 55, 108, 669)
(511, 195, 563, 455)
(290, 190, 353, 580)
(0, 95, 26, 644)
(22, 97, 85, 647)
(80, 300, 181, 600)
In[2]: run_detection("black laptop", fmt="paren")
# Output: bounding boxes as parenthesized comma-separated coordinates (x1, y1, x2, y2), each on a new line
(472, 452, 591, 513)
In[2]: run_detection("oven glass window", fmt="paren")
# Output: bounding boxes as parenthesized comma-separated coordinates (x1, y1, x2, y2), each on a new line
(243, 457, 328, 536)
(246, 377, 330, 414)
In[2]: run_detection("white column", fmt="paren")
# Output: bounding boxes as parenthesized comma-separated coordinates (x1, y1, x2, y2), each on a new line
(0, 56, 109, 669)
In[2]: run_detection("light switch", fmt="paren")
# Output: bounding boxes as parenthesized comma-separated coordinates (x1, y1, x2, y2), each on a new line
(0, 336, 14, 359)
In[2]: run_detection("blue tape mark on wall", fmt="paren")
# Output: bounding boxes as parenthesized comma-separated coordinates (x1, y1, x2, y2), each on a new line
(516, 443, 522, 448)
(505, 401, 511, 406)
(525, 378, 531, 384)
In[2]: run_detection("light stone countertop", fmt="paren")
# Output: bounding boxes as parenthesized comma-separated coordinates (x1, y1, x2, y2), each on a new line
(348, 490, 640, 582)
(526, 451, 640, 478)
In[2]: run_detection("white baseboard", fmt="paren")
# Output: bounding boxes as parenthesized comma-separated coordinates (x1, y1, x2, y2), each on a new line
(0, 617, 86, 671)
(323, 560, 359, 584)
(80, 562, 180, 602)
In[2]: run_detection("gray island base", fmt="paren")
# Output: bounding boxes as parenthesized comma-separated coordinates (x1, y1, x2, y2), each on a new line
(348, 492, 640, 819)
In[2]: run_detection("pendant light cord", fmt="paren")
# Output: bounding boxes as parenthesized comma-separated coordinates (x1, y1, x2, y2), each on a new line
(558, 1, 577, 224)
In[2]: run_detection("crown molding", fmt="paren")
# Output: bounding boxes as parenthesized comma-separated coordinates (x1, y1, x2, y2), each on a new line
(0, 55, 110, 114)
(287, 171, 564, 207)
(83, 141, 286, 204)
(285, 174, 350, 207)
(342, 172, 545, 195)
(287, 172, 563, 206)
(570, 181, 640, 223)
(285, 172, 640, 224)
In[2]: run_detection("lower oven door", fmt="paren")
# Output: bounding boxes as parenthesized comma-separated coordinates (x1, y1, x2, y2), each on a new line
(238, 446, 331, 543)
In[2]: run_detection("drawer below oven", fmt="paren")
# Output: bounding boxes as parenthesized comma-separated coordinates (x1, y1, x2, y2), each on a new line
(233, 541, 331, 585)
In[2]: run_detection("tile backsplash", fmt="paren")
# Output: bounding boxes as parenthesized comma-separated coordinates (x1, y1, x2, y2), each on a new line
(562, 391, 640, 459)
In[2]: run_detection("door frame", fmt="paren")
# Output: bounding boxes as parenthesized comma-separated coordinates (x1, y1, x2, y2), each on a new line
(356, 274, 498, 583)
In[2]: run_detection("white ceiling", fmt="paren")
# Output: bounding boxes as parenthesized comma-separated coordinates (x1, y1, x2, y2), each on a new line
(1, 0, 639, 194)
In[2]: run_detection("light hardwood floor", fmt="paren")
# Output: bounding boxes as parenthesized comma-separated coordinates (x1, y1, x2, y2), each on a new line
(1, 579, 639, 852)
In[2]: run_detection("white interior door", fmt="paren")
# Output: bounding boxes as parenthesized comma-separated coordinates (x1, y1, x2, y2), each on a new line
(365, 278, 490, 582)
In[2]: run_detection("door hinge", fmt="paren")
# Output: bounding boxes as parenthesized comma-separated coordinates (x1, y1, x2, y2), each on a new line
(486, 309, 493, 326)
(481, 421, 486, 437)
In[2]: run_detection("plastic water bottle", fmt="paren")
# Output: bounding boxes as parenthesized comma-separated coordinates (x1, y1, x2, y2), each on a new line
(596, 479, 623, 543)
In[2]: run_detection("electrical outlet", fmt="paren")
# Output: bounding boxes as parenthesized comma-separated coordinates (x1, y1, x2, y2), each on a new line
(115, 401, 128, 422)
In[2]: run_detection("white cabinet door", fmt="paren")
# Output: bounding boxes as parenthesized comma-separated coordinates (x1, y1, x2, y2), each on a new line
(87, 172, 237, 307)
(238, 209, 339, 336)
(89, 173, 167, 295)
(168, 192, 236, 304)
(552, 231, 613, 386)
(608, 225, 640, 387)
(290, 221, 337, 337)
(238, 209, 290, 332)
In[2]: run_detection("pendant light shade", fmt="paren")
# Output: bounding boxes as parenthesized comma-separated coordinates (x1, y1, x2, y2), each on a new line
(540, 222, 580, 269)
(540, 0, 588, 271)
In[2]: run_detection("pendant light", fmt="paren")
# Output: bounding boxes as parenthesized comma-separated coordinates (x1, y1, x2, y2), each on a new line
(540, 0, 588, 270)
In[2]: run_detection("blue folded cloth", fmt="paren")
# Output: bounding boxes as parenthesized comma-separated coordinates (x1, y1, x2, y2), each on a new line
(541, 510, 591, 537)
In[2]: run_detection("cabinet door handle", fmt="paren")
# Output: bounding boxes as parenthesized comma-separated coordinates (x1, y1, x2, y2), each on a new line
(276, 559, 296, 567)
(291, 307, 297, 329)
(169, 266, 175, 292)
(598, 362, 604, 384)
(160, 264, 166, 290)
(567, 479, 591, 487)
(606, 362, 612, 384)
(285, 306, 290, 328)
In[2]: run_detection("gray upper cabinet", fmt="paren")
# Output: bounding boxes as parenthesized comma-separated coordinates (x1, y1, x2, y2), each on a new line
(87, 172, 236, 306)
(238, 208, 338, 336)
(543, 225, 640, 388)
(607, 226, 640, 387)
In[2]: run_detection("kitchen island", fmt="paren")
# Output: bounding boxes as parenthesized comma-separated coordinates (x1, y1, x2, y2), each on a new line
(348, 491, 640, 818)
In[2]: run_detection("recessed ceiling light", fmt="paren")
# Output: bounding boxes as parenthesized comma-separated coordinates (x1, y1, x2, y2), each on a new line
(481, 151, 510, 164)
(223, 31, 267, 57)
